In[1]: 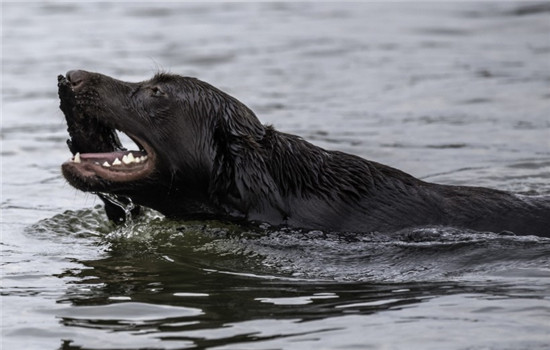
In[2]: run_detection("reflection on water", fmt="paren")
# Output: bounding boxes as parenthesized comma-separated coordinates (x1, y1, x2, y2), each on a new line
(2, 2, 550, 350)
(8, 208, 548, 349)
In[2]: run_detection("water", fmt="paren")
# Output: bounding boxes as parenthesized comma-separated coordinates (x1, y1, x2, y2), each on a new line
(2, 2, 550, 349)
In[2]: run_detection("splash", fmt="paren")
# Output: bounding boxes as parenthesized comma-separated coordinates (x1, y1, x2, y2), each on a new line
(97, 193, 136, 225)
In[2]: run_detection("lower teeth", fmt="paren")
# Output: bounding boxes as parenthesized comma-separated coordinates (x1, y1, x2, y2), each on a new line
(71, 152, 148, 167)
(102, 154, 147, 167)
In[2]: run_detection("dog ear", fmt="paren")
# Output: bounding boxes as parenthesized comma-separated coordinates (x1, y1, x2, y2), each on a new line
(209, 107, 287, 220)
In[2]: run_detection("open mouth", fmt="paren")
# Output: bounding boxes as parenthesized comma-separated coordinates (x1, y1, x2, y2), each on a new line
(65, 135, 154, 183)
(58, 74, 156, 188)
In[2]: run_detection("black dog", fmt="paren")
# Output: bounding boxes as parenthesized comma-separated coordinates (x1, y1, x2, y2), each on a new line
(58, 70, 550, 237)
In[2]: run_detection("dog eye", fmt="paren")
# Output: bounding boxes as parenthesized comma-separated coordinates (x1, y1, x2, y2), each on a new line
(151, 87, 164, 97)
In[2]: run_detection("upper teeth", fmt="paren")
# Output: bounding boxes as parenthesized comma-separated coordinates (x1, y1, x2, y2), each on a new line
(73, 152, 81, 163)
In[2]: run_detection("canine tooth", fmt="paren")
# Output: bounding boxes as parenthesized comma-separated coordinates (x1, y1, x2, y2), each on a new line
(74, 153, 81, 163)
(112, 158, 122, 166)
(102, 161, 111, 167)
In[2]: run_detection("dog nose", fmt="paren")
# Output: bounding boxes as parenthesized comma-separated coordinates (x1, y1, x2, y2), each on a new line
(66, 70, 89, 89)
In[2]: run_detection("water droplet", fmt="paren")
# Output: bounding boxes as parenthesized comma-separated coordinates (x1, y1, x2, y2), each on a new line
(97, 193, 135, 224)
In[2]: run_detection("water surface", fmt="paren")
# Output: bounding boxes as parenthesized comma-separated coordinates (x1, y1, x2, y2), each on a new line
(2, 3, 550, 349)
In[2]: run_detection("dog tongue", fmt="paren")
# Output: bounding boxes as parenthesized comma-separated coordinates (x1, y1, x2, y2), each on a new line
(79, 150, 146, 162)
(72, 150, 148, 167)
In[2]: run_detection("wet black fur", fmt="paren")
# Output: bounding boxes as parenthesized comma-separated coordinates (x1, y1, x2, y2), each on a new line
(59, 71, 550, 236)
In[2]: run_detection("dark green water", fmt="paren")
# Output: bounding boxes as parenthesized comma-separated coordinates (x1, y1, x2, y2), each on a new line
(9, 207, 549, 349)
(2, 2, 550, 349)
